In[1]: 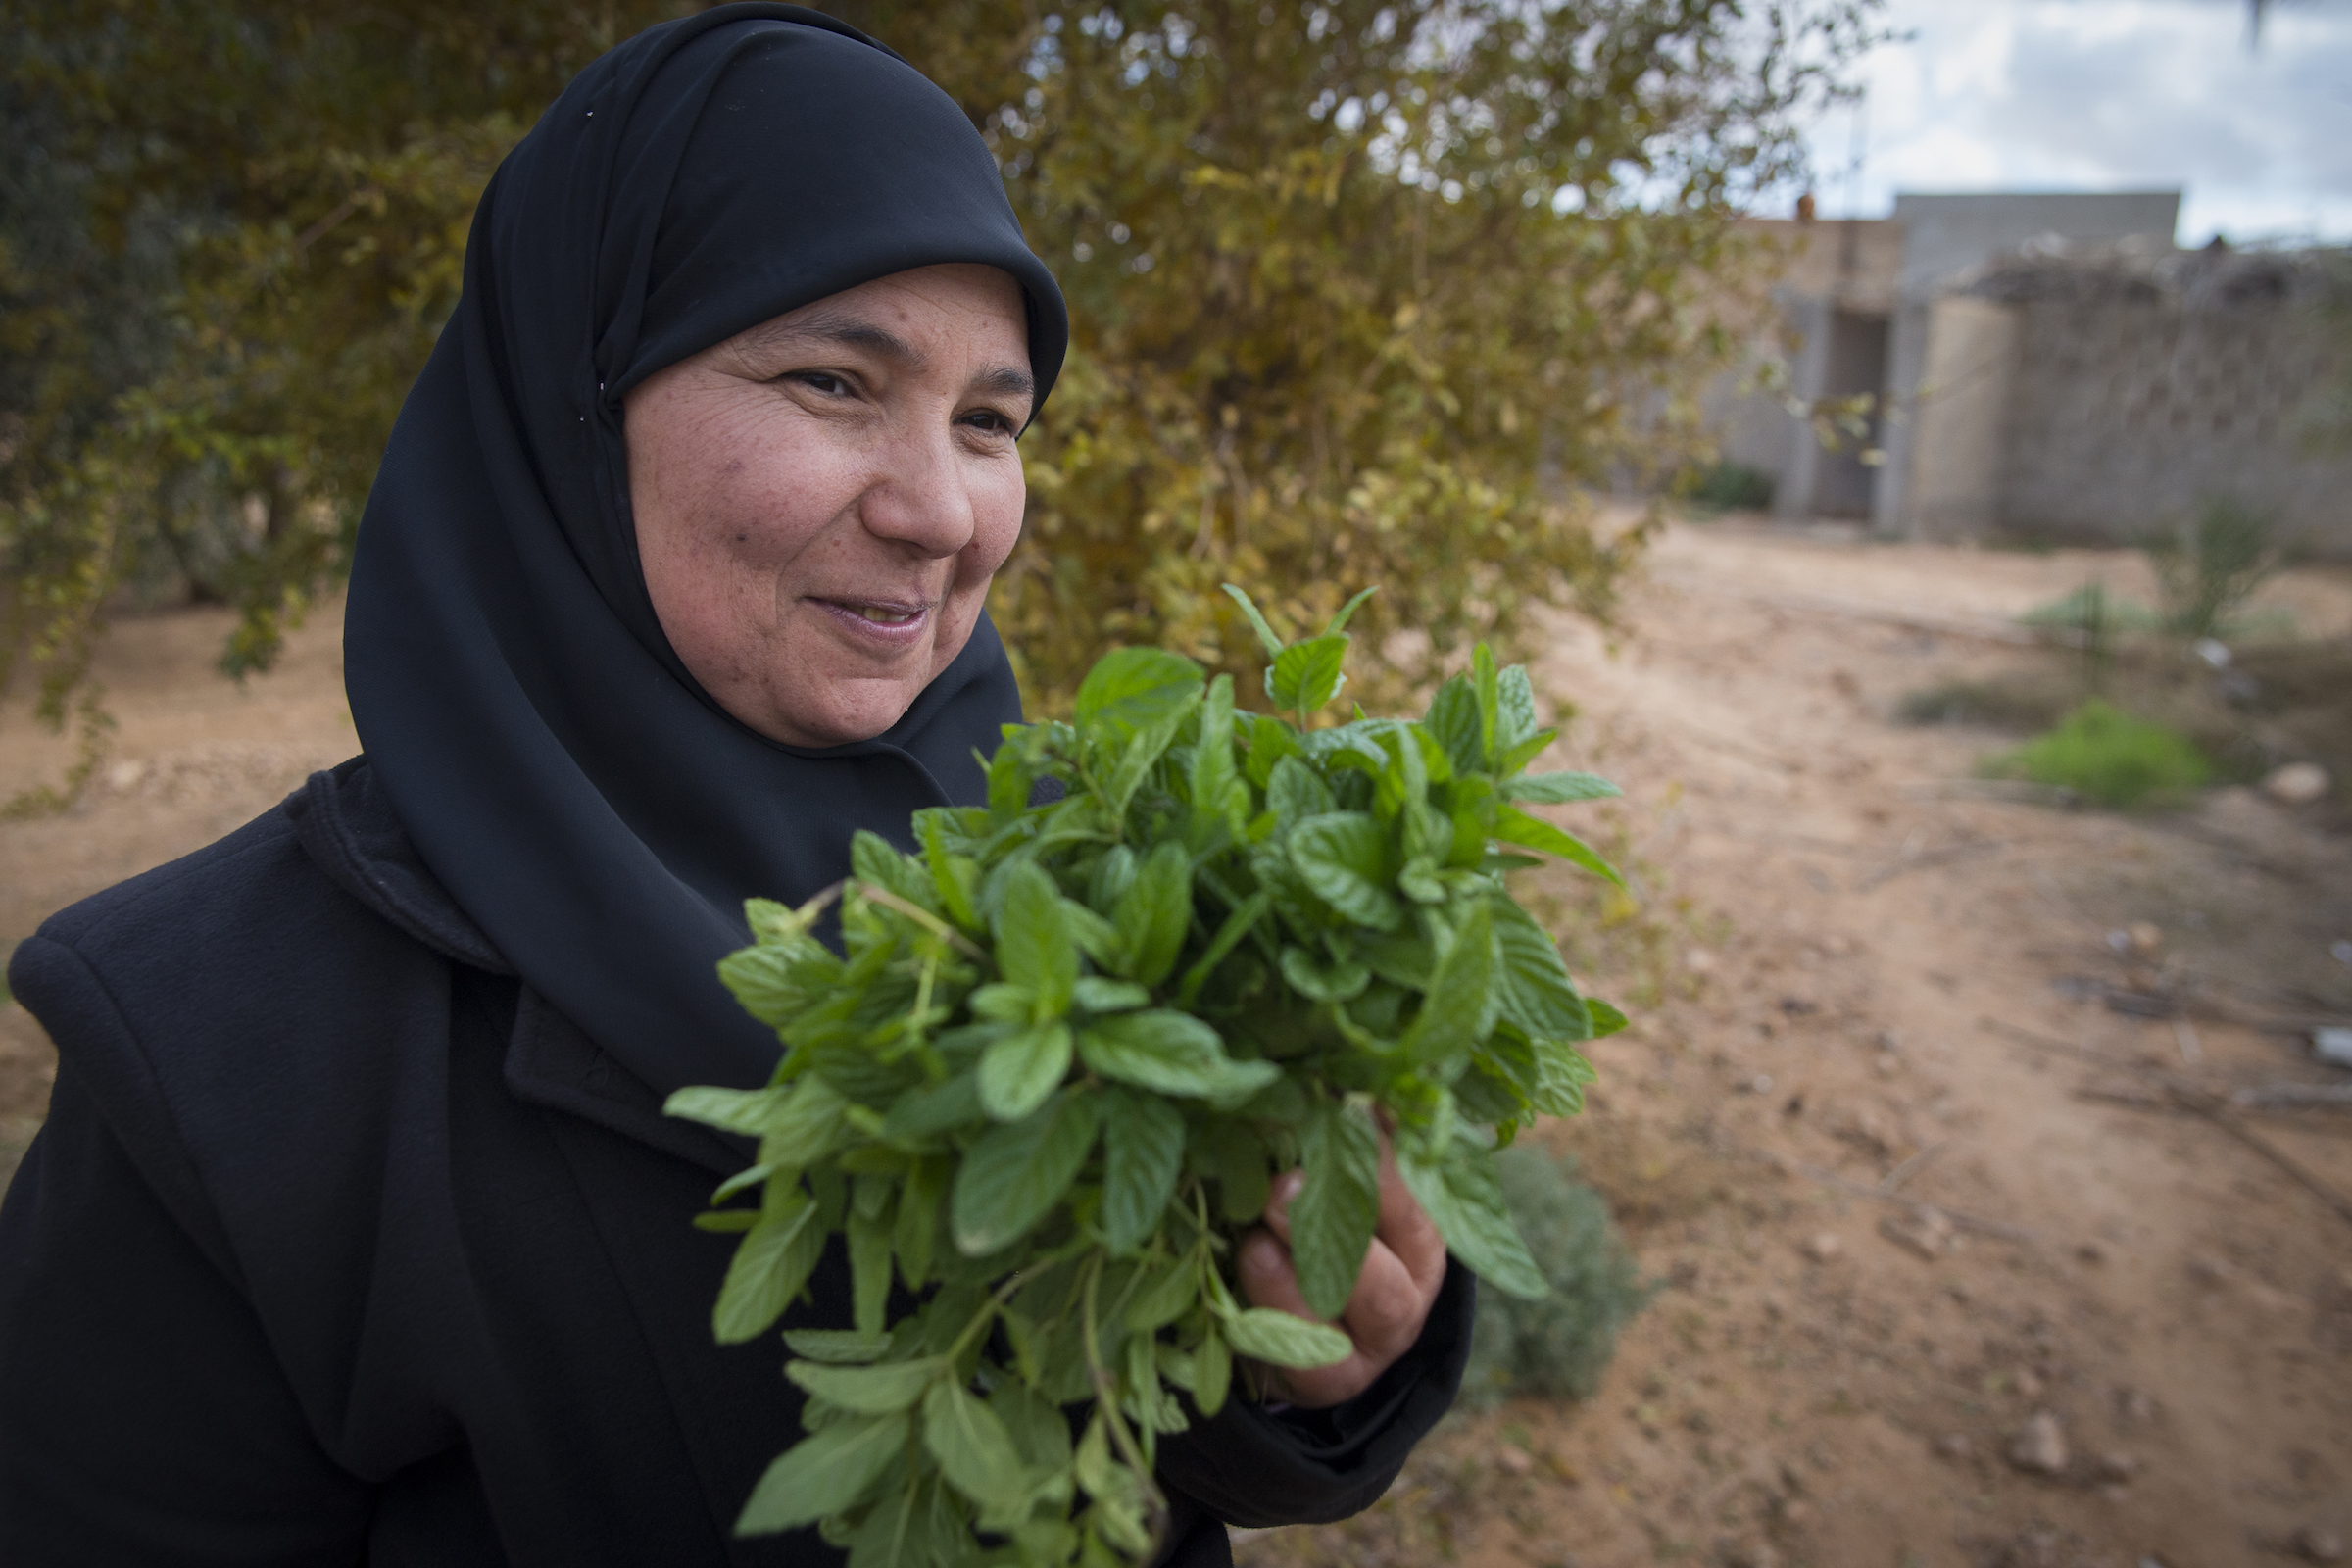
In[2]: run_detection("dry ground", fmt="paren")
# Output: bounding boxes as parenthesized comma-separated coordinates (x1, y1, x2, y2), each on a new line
(5, 525, 2352, 1567)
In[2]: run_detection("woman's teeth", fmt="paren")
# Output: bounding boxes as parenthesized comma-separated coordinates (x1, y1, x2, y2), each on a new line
(854, 605, 916, 624)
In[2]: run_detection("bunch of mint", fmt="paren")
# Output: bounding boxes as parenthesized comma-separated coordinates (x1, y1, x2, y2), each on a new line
(666, 585, 1624, 1566)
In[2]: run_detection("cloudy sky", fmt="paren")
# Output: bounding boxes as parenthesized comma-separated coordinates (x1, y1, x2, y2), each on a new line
(1799, 0, 2352, 244)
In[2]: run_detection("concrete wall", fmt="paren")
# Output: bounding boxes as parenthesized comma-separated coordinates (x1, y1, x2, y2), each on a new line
(1901, 296, 2021, 539)
(1874, 192, 2181, 535)
(1990, 268, 2352, 556)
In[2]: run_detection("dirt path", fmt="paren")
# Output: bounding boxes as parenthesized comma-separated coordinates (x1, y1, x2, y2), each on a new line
(1241, 525, 2352, 1568)
(5, 529, 2352, 1566)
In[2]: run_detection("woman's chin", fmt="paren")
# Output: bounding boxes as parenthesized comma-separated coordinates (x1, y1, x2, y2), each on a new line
(747, 671, 927, 750)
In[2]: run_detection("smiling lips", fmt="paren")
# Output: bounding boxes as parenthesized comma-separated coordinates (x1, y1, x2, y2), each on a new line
(813, 596, 934, 639)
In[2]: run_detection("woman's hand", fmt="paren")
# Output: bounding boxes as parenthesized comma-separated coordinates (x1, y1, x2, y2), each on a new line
(1234, 1131, 1449, 1409)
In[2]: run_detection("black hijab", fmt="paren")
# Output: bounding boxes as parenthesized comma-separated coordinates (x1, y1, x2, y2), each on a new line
(344, 5, 1068, 1097)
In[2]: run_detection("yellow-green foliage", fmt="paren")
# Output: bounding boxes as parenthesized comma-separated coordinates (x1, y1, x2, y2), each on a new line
(4, 1, 1874, 764)
(842, 0, 1877, 712)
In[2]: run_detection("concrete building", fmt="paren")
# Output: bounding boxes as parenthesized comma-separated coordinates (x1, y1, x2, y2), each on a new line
(1705, 189, 2352, 560)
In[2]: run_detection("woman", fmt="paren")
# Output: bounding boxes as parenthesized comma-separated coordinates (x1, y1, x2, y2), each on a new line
(0, 7, 1469, 1564)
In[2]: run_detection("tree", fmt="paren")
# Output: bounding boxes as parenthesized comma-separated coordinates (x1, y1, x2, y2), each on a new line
(748, 0, 1875, 711)
(3, 0, 1873, 801)
(0, 0, 691, 808)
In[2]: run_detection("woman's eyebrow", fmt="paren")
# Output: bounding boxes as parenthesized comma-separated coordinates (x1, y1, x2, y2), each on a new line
(748, 309, 920, 365)
(745, 312, 1033, 402)
(974, 365, 1036, 400)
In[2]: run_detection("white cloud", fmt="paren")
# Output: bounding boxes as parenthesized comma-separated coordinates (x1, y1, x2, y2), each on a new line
(1800, 0, 2352, 244)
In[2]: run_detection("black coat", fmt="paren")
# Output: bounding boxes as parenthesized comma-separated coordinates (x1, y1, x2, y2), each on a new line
(0, 759, 1471, 1566)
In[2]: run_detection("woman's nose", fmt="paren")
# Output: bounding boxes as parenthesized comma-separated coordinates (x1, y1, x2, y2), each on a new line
(856, 420, 976, 558)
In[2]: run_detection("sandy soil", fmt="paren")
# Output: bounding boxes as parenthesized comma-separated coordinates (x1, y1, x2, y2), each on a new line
(5, 526, 2352, 1566)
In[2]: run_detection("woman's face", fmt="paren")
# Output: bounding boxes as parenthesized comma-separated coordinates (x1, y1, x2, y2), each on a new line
(624, 263, 1034, 748)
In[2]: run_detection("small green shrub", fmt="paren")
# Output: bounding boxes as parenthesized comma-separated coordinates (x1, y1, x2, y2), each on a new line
(1458, 1146, 1650, 1408)
(2018, 583, 2160, 638)
(1681, 461, 1776, 513)
(2146, 499, 2283, 640)
(1992, 699, 2210, 808)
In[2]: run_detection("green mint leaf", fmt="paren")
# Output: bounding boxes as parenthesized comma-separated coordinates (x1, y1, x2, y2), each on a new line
(1071, 975, 1151, 1013)
(1073, 646, 1206, 745)
(850, 829, 938, 913)
(1357, 932, 1435, 990)
(1217, 1306, 1352, 1369)
(1079, 1010, 1279, 1101)
(734, 1411, 909, 1536)
(1493, 804, 1626, 889)
(984, 730, 1037, 825)
(1472, 644, 1500, 763)
(692, 1208, 759, 1233)
(1175, 890, 1273, 1006)
(1503, 769, 1620, 804)
(1102, 687, 1202, 819)
(1193, 1325, 1233, 1417)
(715, 946, 813, 1031)
(1188, 673, 1244, 837)
(893, 1155, 945, 1289)
(664, 1083, 789, 1138)
(1494, 665, 1540, 755)
(1269, 635, 1348, 714)
(847, 1198, 894, 1340)
(1189, 1117, 1272, 1225)
(785, 1357, 941, 1415)
(992, 861, 1079, 1012)
(1396, 1139, 1550, 1300)
(1291, 1101, 1384, 1320)
(993, 1381, 1075, 1474)
(1529, 1038, 1597, 1116)
(1322, 584, 1379, 637)
(951, 1087, 1102, 1255)
(1242, 712, 1302, 789)
(1279, 944, 1371, 1003)
(1403, 902, 1497, 1063)
(1494, 727, 1557, 776)
(918, 811, 984, 932)
(1113, 839, 1193, 989)
(1122, 1251, 1199, 1333)
(761, 1074, 853, 1169)
(1220, 582, 1288, 661)
(1265, 754, 1336, 829)
(1587, 998, 1630, 1037)
(713, 1190, 821, 1345)
(880, 1074, 982, 1144)
(782, 1329, 892, 1364)
(921, 1381, 1031, 1507)
(1422, 674, 1483, 777)
(978, 1022, 1073, 1122)
(1100, 1087, 1187, 1253)
(1489, 899, 1592, 1041)
(1288, 811, 1404, 931)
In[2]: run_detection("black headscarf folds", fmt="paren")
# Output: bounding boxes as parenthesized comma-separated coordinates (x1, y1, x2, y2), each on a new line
(345, 5, 1069, 1096)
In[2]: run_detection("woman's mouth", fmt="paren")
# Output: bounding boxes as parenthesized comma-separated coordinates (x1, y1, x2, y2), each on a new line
(811, 596, 934, 643)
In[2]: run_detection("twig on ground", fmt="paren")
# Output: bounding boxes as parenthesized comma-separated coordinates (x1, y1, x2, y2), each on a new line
(2075, 1084, 2352, 1232)
(1721, 1141, 2037, 1245)
(1879, 1140, 1951, 1195)
(1898, 779, 2079, 808)
(1854, 838, 2006, 892)
(2232, 1082, 2352, 1111)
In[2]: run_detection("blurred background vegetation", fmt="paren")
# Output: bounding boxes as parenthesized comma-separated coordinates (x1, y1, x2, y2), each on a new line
(1, 0, 1874, 784)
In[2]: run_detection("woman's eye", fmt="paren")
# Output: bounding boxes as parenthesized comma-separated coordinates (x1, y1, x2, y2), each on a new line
(961, 409, 1016, 436)
(789, 370, 853, 397)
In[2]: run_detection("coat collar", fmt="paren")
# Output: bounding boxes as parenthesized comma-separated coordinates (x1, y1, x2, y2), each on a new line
(287, 758, 750, 1179)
